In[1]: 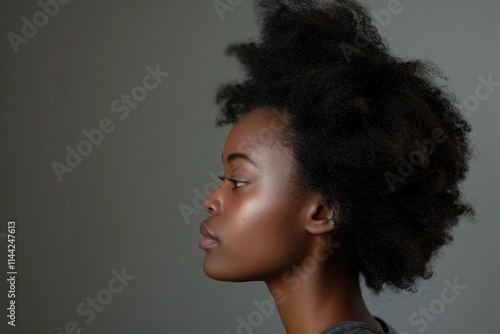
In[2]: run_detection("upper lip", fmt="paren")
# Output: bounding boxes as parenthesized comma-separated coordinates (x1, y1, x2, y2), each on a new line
(200, 221, 218, 240)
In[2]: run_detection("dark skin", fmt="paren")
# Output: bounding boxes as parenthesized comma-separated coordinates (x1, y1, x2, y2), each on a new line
(202, 106, 384, 334)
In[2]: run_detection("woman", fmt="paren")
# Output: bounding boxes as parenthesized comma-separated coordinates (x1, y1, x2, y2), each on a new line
(198, 0, 475, 333)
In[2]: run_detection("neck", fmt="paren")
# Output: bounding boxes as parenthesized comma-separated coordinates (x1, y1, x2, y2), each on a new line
(265, 259, 382, 334)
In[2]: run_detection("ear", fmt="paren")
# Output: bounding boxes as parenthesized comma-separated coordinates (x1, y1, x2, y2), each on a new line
(303, 194, 338, 235)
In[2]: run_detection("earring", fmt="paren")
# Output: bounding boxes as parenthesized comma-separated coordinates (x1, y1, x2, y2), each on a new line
(328, 210, 336, 227)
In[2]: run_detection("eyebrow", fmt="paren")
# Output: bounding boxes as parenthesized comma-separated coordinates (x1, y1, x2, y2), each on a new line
(221, 152, 259, 168)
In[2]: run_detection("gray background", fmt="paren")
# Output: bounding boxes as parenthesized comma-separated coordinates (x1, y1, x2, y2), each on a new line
(0, 0, 498, 333)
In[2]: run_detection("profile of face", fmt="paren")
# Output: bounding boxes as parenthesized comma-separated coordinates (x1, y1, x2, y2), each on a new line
(200, 107, 333, 282)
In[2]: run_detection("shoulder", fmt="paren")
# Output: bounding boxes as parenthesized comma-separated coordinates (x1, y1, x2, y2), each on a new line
(318, 317, 397, 334)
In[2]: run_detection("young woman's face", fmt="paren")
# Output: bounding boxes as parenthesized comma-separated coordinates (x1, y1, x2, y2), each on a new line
(200, 107, 314, 281)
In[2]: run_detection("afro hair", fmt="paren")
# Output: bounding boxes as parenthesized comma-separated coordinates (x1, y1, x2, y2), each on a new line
(213, 0, 476, 294)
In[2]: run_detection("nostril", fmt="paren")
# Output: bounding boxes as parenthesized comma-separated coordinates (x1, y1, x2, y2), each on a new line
(204, 192, 220, 215)
(204, 195, 214, 214)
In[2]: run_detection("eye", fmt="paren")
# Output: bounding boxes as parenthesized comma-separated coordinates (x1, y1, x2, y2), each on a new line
(217, 175, 247, 190)
(228, 178, 246, 190)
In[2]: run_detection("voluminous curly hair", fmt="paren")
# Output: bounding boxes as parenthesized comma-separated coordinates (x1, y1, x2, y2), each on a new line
(213, 0, 476, 294)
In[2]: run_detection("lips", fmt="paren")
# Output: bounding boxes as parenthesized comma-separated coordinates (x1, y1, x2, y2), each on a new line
(200, 221, 218, 240)
(199, 221, 219, 249)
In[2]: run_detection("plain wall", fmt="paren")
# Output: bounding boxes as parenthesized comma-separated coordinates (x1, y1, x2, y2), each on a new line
(0, 0, 498, 333)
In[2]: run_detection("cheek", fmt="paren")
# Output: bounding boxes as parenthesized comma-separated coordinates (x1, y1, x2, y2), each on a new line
(229, 184, 290, 244)
(204, 182, 304, 280)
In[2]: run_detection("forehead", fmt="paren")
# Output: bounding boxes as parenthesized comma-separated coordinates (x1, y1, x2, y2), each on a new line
(223, 107, 290, 165)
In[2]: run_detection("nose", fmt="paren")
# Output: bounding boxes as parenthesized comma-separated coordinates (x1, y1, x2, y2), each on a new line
(204, 187, 221, 215)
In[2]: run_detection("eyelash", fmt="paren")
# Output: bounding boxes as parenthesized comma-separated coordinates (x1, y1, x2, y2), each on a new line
(217, 175, 247, 190)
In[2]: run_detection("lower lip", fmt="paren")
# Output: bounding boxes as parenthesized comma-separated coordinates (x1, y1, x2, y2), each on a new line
(198, 237, 219, 249)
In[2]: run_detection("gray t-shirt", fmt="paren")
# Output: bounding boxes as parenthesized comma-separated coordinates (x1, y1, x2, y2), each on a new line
(319, 316, 397, 334)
